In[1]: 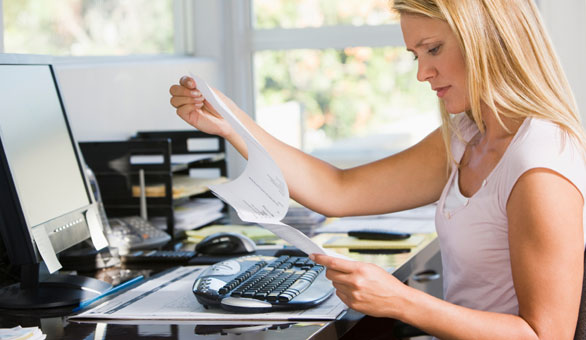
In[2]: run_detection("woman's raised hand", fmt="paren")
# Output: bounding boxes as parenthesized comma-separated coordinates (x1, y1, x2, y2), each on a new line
(169, 76, 231, 138)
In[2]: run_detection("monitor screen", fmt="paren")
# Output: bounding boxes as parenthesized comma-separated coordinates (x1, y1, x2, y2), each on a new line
(0, 65, 90, 229)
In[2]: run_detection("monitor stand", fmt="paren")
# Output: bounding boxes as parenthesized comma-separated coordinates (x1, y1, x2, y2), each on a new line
(0, 263, 112, 310)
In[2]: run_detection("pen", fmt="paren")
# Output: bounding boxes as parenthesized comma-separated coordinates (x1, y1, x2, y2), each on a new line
(73, 275, 144, 312)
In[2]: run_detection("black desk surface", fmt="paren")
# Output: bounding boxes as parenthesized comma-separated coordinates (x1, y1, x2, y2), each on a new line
(0, 234, 438, 340)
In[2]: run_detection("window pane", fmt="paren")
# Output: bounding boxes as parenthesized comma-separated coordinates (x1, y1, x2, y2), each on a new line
(3, 0, 174, 56)
(254, 47, 440, 167)
(253, 0, 397, 29)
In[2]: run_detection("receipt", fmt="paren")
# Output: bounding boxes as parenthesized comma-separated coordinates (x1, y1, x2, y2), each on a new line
(194, 76, 326, 255)
(31, 225, 62, 273)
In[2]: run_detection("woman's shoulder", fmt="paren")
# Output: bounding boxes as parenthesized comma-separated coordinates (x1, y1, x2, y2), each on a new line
(513, 117, 580, 155)
(504, 116, 586, 190)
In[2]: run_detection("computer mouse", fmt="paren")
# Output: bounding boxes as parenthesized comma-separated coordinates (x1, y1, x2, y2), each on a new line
(195, 232, 256, 255)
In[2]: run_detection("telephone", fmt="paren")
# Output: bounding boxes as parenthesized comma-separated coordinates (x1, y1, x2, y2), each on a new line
(85, 165, 170, 253)
(107, 216, 171, 252)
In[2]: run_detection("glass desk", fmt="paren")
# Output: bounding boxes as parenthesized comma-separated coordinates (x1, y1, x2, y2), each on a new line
(0, 234, 438, 340)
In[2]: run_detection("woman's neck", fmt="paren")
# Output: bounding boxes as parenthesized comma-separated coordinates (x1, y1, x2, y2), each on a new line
(479, 105, 523, 143)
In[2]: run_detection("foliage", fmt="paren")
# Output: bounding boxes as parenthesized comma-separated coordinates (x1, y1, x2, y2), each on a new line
(3, 0, 174, 56)
(254, 47, 438, 149)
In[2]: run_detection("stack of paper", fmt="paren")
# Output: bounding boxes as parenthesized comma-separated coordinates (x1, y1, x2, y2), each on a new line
(131, 176, 228, 199)
(281, 205, 326, 237)
(151, 198, 225, 232)
(0, 326, 46, 340)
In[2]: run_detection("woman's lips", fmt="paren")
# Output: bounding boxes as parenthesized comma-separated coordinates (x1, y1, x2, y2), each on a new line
(435, 86, 450, 98)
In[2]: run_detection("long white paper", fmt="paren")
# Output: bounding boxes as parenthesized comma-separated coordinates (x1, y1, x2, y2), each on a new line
(85, 205, 109, 250)
(31, 225, 61, 273)
(194, 76, 326, 256)
(70, 266, 346, 321)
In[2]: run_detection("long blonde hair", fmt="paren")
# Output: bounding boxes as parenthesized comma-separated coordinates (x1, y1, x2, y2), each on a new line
(391, 0, 586, 166)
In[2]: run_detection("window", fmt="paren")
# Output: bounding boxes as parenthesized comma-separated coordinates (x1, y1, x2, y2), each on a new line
(250, 0, 440, 168)
(254, 0, 396, 28)
(2, 0, 174, 56)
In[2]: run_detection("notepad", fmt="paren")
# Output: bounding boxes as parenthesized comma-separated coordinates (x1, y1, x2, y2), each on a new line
(323, 234, 425, 250)
(185, 224, 279, 242)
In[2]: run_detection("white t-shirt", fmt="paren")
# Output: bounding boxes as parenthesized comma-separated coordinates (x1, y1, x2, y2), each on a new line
(436, 114, 586, 314)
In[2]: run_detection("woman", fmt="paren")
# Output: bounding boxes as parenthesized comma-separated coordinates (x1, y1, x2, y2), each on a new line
(169, 0, 586, 338)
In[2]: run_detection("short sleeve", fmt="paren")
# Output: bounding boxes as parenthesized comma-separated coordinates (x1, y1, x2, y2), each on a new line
(500, 118, 586, 210)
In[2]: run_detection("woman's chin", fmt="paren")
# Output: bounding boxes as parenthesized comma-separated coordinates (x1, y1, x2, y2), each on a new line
(443, 101, 467, 115)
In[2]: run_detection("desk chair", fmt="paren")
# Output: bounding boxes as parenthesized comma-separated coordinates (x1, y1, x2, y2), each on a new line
(575, 250, 586, 340)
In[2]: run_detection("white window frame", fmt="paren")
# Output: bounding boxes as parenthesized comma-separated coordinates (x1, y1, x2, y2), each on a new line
(0, 0, 4, 53)
(211, 0, 406, 173)
(219, 0, 404, 118)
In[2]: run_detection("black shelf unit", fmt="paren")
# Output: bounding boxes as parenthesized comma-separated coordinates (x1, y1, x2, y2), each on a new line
(132, 130, 227, 178)
(79, 131, 227, 239)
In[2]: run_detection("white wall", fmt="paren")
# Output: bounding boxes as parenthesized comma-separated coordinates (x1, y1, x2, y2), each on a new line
(54, 57, 219, 142)
(539, 0, 586, 123)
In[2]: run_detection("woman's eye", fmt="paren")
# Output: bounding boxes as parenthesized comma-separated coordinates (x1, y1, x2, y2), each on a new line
(412, 54, 419, 61)
(428, 45, 441, 55)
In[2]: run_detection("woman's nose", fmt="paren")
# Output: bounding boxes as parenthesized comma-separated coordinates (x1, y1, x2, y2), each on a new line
(416, 60, 436, 82)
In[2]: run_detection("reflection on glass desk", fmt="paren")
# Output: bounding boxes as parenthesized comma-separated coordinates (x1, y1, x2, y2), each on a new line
(0, 234, 439, 340)
(0, 315, 334, 340)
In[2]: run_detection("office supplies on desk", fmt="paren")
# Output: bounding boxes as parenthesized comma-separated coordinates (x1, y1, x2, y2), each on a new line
(73, 275, 144, 312)
(0, 326, 46, 340)
(348, 230, 411, 240)
(70, 265, 346, 322)
(195, 232, 256, 255)
(80, 130, 228, 239)
(317, 216, 436, 234)
(107, 216, 171, 251)
(131, 175, 228, 199)
(349, 248, 411, 254)
(185, 224, 278, 243)
(281, 203, 326, 236)
(193, 254, 333, 313)
(323, 234, 425, 250)
(122, 249, 196, 265)
(150, 198, 225, 232)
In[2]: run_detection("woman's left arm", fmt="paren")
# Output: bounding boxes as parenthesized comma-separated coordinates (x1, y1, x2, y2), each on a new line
(507, 168, 583, 339)
(312, 168, 584, 340)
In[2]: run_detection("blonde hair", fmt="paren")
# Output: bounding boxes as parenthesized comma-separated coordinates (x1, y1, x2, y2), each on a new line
(391, 0, 586, 167)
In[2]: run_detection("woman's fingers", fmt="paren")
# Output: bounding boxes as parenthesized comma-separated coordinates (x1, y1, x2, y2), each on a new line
(311, 254, 359, 274)
(176, 104, 198, 118)
(170, 95, 204, 109)
(169, 83, 202, 98)
(179, 76, 196, 89)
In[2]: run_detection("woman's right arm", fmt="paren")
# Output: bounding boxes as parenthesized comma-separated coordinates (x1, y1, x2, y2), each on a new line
(169, 76, 449, 217)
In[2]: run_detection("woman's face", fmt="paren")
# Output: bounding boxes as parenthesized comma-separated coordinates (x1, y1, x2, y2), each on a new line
(401, 14, 468, 114)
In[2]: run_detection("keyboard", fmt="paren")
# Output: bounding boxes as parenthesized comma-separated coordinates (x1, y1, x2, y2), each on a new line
(122, 249, 196, 264)
(192, 255, 334, 313)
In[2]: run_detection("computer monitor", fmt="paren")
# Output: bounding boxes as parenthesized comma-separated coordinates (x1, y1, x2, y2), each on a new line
(0, 62, 111, 309)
